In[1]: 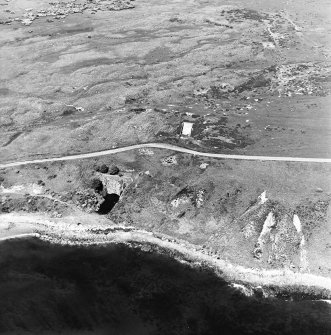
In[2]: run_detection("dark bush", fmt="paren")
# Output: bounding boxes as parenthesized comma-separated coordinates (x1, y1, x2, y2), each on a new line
(96, 164, 109, 173)
(109, 165, 120, 175)
(61, 106, 76, 116)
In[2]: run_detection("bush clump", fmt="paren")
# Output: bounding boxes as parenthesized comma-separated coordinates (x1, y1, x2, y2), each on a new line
(96, 164, 109, 173)
(109, 165, 120, 175)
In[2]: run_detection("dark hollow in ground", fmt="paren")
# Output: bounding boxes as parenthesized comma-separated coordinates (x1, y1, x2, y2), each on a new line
(98, 193, 120, 214)
(0, 239, 330, 335)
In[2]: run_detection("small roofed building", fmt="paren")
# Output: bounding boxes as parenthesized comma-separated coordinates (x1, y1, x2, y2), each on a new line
(181, 122, 194, 137)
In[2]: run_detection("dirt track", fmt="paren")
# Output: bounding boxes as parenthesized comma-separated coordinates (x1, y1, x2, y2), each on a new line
(1, 142, 331, 169)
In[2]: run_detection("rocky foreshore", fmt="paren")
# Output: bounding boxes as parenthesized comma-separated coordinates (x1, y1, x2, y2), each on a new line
(1, 212, 330, 301)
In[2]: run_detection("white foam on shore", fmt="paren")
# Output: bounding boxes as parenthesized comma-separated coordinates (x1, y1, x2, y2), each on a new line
(1, 212, 331, 296)
(0, 184, 44, 195)
(0, 233, 40, 241)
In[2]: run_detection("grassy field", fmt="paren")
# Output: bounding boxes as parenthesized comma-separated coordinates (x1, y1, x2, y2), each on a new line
(0, 0, 330, 161)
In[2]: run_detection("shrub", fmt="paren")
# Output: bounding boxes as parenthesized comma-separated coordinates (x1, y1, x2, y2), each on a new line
(96, 164, 109, 174)
(109, 165, 120, 175)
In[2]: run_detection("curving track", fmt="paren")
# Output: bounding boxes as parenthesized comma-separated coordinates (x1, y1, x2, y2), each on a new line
(1, 143, 331, 168)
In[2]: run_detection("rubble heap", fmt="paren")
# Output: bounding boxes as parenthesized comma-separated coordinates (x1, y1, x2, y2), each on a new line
(70, 189, 105, 213)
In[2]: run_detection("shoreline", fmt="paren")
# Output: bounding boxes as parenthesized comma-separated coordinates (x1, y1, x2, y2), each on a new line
(1, 216, 331, 301)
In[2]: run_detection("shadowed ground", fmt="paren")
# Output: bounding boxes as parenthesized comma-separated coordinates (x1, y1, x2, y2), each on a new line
(0, 238, 330, 335)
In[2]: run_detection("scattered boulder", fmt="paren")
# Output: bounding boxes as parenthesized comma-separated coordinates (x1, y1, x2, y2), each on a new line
(71, 189, 104, 213)
(200, 163, 209, 170)
(161, 155, 178, 166)
(0, 0, 136, 27)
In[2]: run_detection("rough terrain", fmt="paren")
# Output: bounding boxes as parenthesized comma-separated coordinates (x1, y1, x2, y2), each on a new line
(0, 0, 331, 333)
(1, 0, 331, 162)
(1, 149, 331, 279)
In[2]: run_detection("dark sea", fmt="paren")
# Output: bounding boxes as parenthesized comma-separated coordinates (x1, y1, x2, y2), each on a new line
(0, 238, 330, 335)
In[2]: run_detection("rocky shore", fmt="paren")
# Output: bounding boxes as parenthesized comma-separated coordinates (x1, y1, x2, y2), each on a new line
(0, 237, 330, 334)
